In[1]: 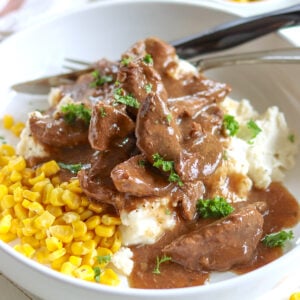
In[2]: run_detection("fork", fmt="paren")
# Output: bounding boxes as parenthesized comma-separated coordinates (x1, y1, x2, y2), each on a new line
(11, 3, 300, 94)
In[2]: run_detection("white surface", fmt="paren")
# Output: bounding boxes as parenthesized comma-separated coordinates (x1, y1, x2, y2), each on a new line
(0, 0, 300, 300)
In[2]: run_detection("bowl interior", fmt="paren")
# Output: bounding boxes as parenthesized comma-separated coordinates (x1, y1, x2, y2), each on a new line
(0, 1, 299, 300)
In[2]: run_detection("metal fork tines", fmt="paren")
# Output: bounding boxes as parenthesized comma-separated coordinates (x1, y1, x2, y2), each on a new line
(63, 58, 91, 71)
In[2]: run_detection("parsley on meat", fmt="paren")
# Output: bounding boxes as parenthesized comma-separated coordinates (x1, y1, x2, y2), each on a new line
(153, 255, 172, 274)
(90, 70, 113, 88)
(288, 134, 295, 143)
(121, 56, 132, 66)
(144, 83, 152, 93)
(114, 88, 140, 108)
(99, 107, 107, 118)
(61, 103, 91, 125)
(197, 196, 234, 218)
(143, 53, 153, 65)
(262, 230, 294, 248)
(223, 114, 239, 136)
(152, 153, 183, 186)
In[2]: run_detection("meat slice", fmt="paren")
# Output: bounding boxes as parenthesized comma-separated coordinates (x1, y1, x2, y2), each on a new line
(89, 102, 135, 151)
(163, 205, 264, 271)
(29, 113, 88, 147)
(136, 92, 181, 164)
(111, 154, 173, 197)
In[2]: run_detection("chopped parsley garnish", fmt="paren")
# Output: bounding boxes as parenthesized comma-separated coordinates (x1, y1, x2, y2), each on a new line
(165, 208, 171, 215)
(166, 114, 172, 125)
(222, 150, 228, 161)
(114, 88, 140, 108)
(97, 255, 112, 264)
(288, 134, 295, 143)
(144, 83, 152, 94)
(143, 53, 153, 65)
(99, 107, 107, 118)
(196, 196, 234, 218)
(58, 162, 90, 174)
(152, 153, 183, 186)
(93, 266, 101, 282)
(61, 103, 91, 125)
(153, 255, 172, 274)
(223, 114, 239, 136)
(90, 70, 113, 88)
(121, 56, 132, 66)
(247, 119, 262, 140)
(262, 230, 294, 248)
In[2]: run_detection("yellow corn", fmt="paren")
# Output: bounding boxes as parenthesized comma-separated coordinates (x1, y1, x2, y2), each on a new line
(46, 236, 63, 251)
(95, 225, 115, 238)
(49, 225, 73, 243)
(73, 265, 95, 281)
(39, 160, 60, 177)
(0, 144, 122, 286)
(0, 214, 12, 234)
(86, 215, 101, 230)
(100, 269, 120, 286)
(102, 214, 121, 226)
(10, 122, 25, 137)
(290, 292, 300, 300)
(72, 220, 87, 238)
(2, 115, 14, 129)
(61, 261, 76, 275)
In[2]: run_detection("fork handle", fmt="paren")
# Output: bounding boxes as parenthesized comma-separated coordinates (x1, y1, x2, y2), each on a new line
(172, 4, 300, 59)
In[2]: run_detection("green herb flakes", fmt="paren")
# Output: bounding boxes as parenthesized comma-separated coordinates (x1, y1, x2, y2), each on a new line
(197, 196, 234, 218)
(153, 255, 172, 274)
(90, 70, 113, 88)
(223, 114, 239, 136)
(143, 53, 153, 65)
(114, 88, 140, 108)
(61, 103, 91, 125)
(262, 230, 294, 248)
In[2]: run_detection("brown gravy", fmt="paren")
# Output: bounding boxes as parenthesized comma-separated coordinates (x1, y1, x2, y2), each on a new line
(129, 182, 299, 289)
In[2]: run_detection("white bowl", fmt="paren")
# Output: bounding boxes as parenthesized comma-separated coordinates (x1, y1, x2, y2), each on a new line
(0, 1, 299, 300)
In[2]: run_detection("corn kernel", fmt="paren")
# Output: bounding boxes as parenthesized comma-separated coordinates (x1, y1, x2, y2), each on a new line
(35, 231, 47, 240)
(49, 225, 73, 243)
(62, 212, 80, 224)
(0, 144, 15, 156)
(51, 176, 61, 186)
(88, 202, 103, 214)
(13, 186, 23, 202)
(28, 172, 45, 186)
(100, 268, 120, 286)
(85, 216, 100, 231)
(72, 220, 87, 238)
(62, 189, 81, 210)
(21, 236, 40, 248)
(34, 211, 55, 229)
(8, 181, 22, 194)
(0, 214, 12, 234)
(14, 243, 35, 258)
(2, 114, 14, 129)
(69, 256, 82, 267)
(102, 214, 121, 226)
(51, 254, 69, 271)
(27, 202, 44, 214)
(82, 248, 97, 266)
(75, 230, 94, 242)
(39, 160, 60, 177)
(290, 292, 300, 300)
(49, 187, 64, 206)
(10, 170, 22, 182)
(31, 179, 50, 193)
(0, 184, 8, 198)
(8, 156, 26, 172)
(1, 195, 14, 210)
(10, 122, 25, 137)
(95, 225, 115, 238)
(73, 265, 95, 281)
(61, 261, 76, 276)
(14, 203, 28, 219)
(0, 232, 17, 242)
(71, 241, 89, 256)
(80, 210, 93, 221)
(67, 179, 82, 194)
(48, 248, 67, 261)
(46, 236, 63, 251)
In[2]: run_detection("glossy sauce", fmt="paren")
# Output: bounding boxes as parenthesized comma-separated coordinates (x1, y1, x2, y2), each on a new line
(129, 182, 299, 289)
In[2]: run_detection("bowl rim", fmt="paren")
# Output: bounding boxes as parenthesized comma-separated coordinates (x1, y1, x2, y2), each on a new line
(0, 0, 299, 297)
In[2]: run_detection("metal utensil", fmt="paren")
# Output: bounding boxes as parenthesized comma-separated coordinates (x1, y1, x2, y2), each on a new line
(11, 4, 300, 94)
